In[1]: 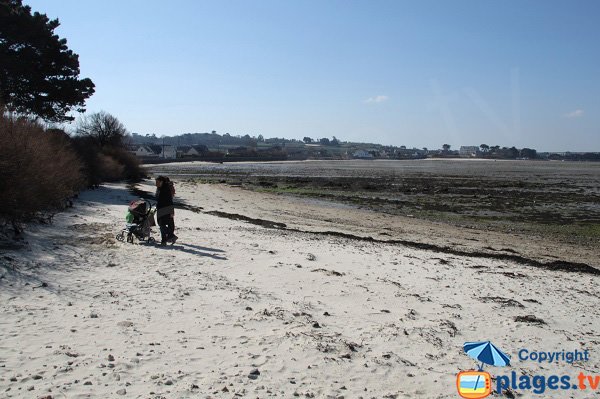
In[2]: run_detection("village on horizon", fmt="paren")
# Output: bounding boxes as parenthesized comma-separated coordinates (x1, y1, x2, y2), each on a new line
(128, 131, 600, 163)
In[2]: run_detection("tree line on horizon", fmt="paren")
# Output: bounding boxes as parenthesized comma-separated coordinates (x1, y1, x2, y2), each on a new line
(131, 130, 600, 161)
(133, 130, 597, 160)
(131, 131, 345, 148)
(132, 131, 546, 160)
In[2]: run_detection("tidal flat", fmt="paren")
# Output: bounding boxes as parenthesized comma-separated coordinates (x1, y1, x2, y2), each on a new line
(149, 159, 600, 245)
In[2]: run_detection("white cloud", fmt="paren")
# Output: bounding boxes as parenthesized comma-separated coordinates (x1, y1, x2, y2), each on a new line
(565, 109, 584, 118)
(365, 95, 389, 104)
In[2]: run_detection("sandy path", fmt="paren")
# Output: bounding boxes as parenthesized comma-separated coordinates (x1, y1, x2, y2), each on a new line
(0, 183, 598, 398)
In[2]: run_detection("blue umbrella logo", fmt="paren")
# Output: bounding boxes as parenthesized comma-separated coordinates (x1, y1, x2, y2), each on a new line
(463, 341, 511, 370)
(462, 341, 510, 397)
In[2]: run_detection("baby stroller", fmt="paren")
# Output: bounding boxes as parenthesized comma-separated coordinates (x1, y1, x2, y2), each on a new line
(116, 199, 156, 244)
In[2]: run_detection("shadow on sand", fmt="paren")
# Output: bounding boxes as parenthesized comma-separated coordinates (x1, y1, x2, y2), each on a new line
(177, 243, 226, 253)
(153, 242, 227, 260)
(0, 263, 62, 297)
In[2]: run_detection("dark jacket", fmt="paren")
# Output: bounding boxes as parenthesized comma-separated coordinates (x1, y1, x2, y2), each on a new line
(156, 183, 173, 209)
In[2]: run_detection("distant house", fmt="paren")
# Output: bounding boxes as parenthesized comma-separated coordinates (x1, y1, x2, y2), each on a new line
(282, 141, 306, 149)
(177, 145, 209, 157)
(194, 144, 208, 153)
(227, 146, 257, 157)
(459, 146, 479, 158)
(128, 145, 159, 157)
(177, 145, 200, 157)
(352, 150, 374, 159)
(160, 145, 177, 159)
(395, 147, 427, 159)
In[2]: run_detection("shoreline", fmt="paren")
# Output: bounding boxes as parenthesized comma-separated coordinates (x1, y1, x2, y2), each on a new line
(129, 181, 599, 274)
(144, 158, 600, 269)
(142, 179, 599, 270)
(142, 158, 600, 167)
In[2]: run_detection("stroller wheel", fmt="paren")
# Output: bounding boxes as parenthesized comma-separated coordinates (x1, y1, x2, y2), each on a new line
(148, 237, 155, 243)
(116, 232, 125, 241)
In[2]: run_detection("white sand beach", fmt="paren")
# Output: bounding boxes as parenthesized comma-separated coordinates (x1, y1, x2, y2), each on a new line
(1, 182, 598, 398)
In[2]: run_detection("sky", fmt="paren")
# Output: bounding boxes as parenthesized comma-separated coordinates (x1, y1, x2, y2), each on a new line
(27, 0, 600, 151)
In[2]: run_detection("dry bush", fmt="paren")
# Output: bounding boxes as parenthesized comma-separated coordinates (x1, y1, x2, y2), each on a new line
(0, 111, 84, 232)
(71, 136, 141, 184)
(102, 146, 144, 180)
(71, 111, 144, 183)
(70, 136, 103, 186)
(97, 152, 125, 181)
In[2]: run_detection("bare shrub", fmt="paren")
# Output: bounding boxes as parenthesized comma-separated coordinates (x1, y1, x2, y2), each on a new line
(70, 136, 104, 187)
(97, 152, 125, 181)
(71, 137, 142, 184)
(75, 111, 127, 147)
(0, 110, 84, 233)
(72, 111, 144, 183)
(102, 146, 144, 180)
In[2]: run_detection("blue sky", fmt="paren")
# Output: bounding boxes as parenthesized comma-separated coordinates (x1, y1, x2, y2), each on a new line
(28, 0, 599, 151)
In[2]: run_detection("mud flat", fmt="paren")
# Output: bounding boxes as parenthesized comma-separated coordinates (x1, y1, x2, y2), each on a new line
(148, 159, 600, 268)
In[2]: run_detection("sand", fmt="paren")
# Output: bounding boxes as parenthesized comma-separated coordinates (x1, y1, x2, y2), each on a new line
(0, 182, 598, 398)
(169, 179, 599, 268)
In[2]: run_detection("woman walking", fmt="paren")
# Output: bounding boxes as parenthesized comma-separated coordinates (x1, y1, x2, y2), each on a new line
(155, 176, 177, 245)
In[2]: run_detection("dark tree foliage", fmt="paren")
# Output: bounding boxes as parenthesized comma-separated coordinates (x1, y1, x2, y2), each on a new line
(0, 0, 95, 122)
(520, 148, 537, 159)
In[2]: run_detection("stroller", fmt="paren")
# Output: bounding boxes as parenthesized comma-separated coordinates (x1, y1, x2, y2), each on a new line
(116, 199, 156, 244)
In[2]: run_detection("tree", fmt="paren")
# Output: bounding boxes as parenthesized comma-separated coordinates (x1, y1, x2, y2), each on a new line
(520, 148, 537, 159)
(480, 144, 489, 153)
(442, 144, 451, 152)
(0, 0, 95, 122)
(319, 137, 330, 145)
(331, 136, 340, 146)
(303, 137, 312, 144)
(507, 146, 519, 159)
(75, 111, 127, 148)
(72, 112, 142, 183)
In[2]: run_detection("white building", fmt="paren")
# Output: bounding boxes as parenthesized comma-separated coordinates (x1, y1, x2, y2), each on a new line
(459, 146, 479, 158)
(177, 146, 200, 157)
(353, 150, 374, 159)
(161, 145, 177, 159)
(129, 145, 159, 157)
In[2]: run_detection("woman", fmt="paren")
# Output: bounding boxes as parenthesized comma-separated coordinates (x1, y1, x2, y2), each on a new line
(155, 176, 177, 245)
